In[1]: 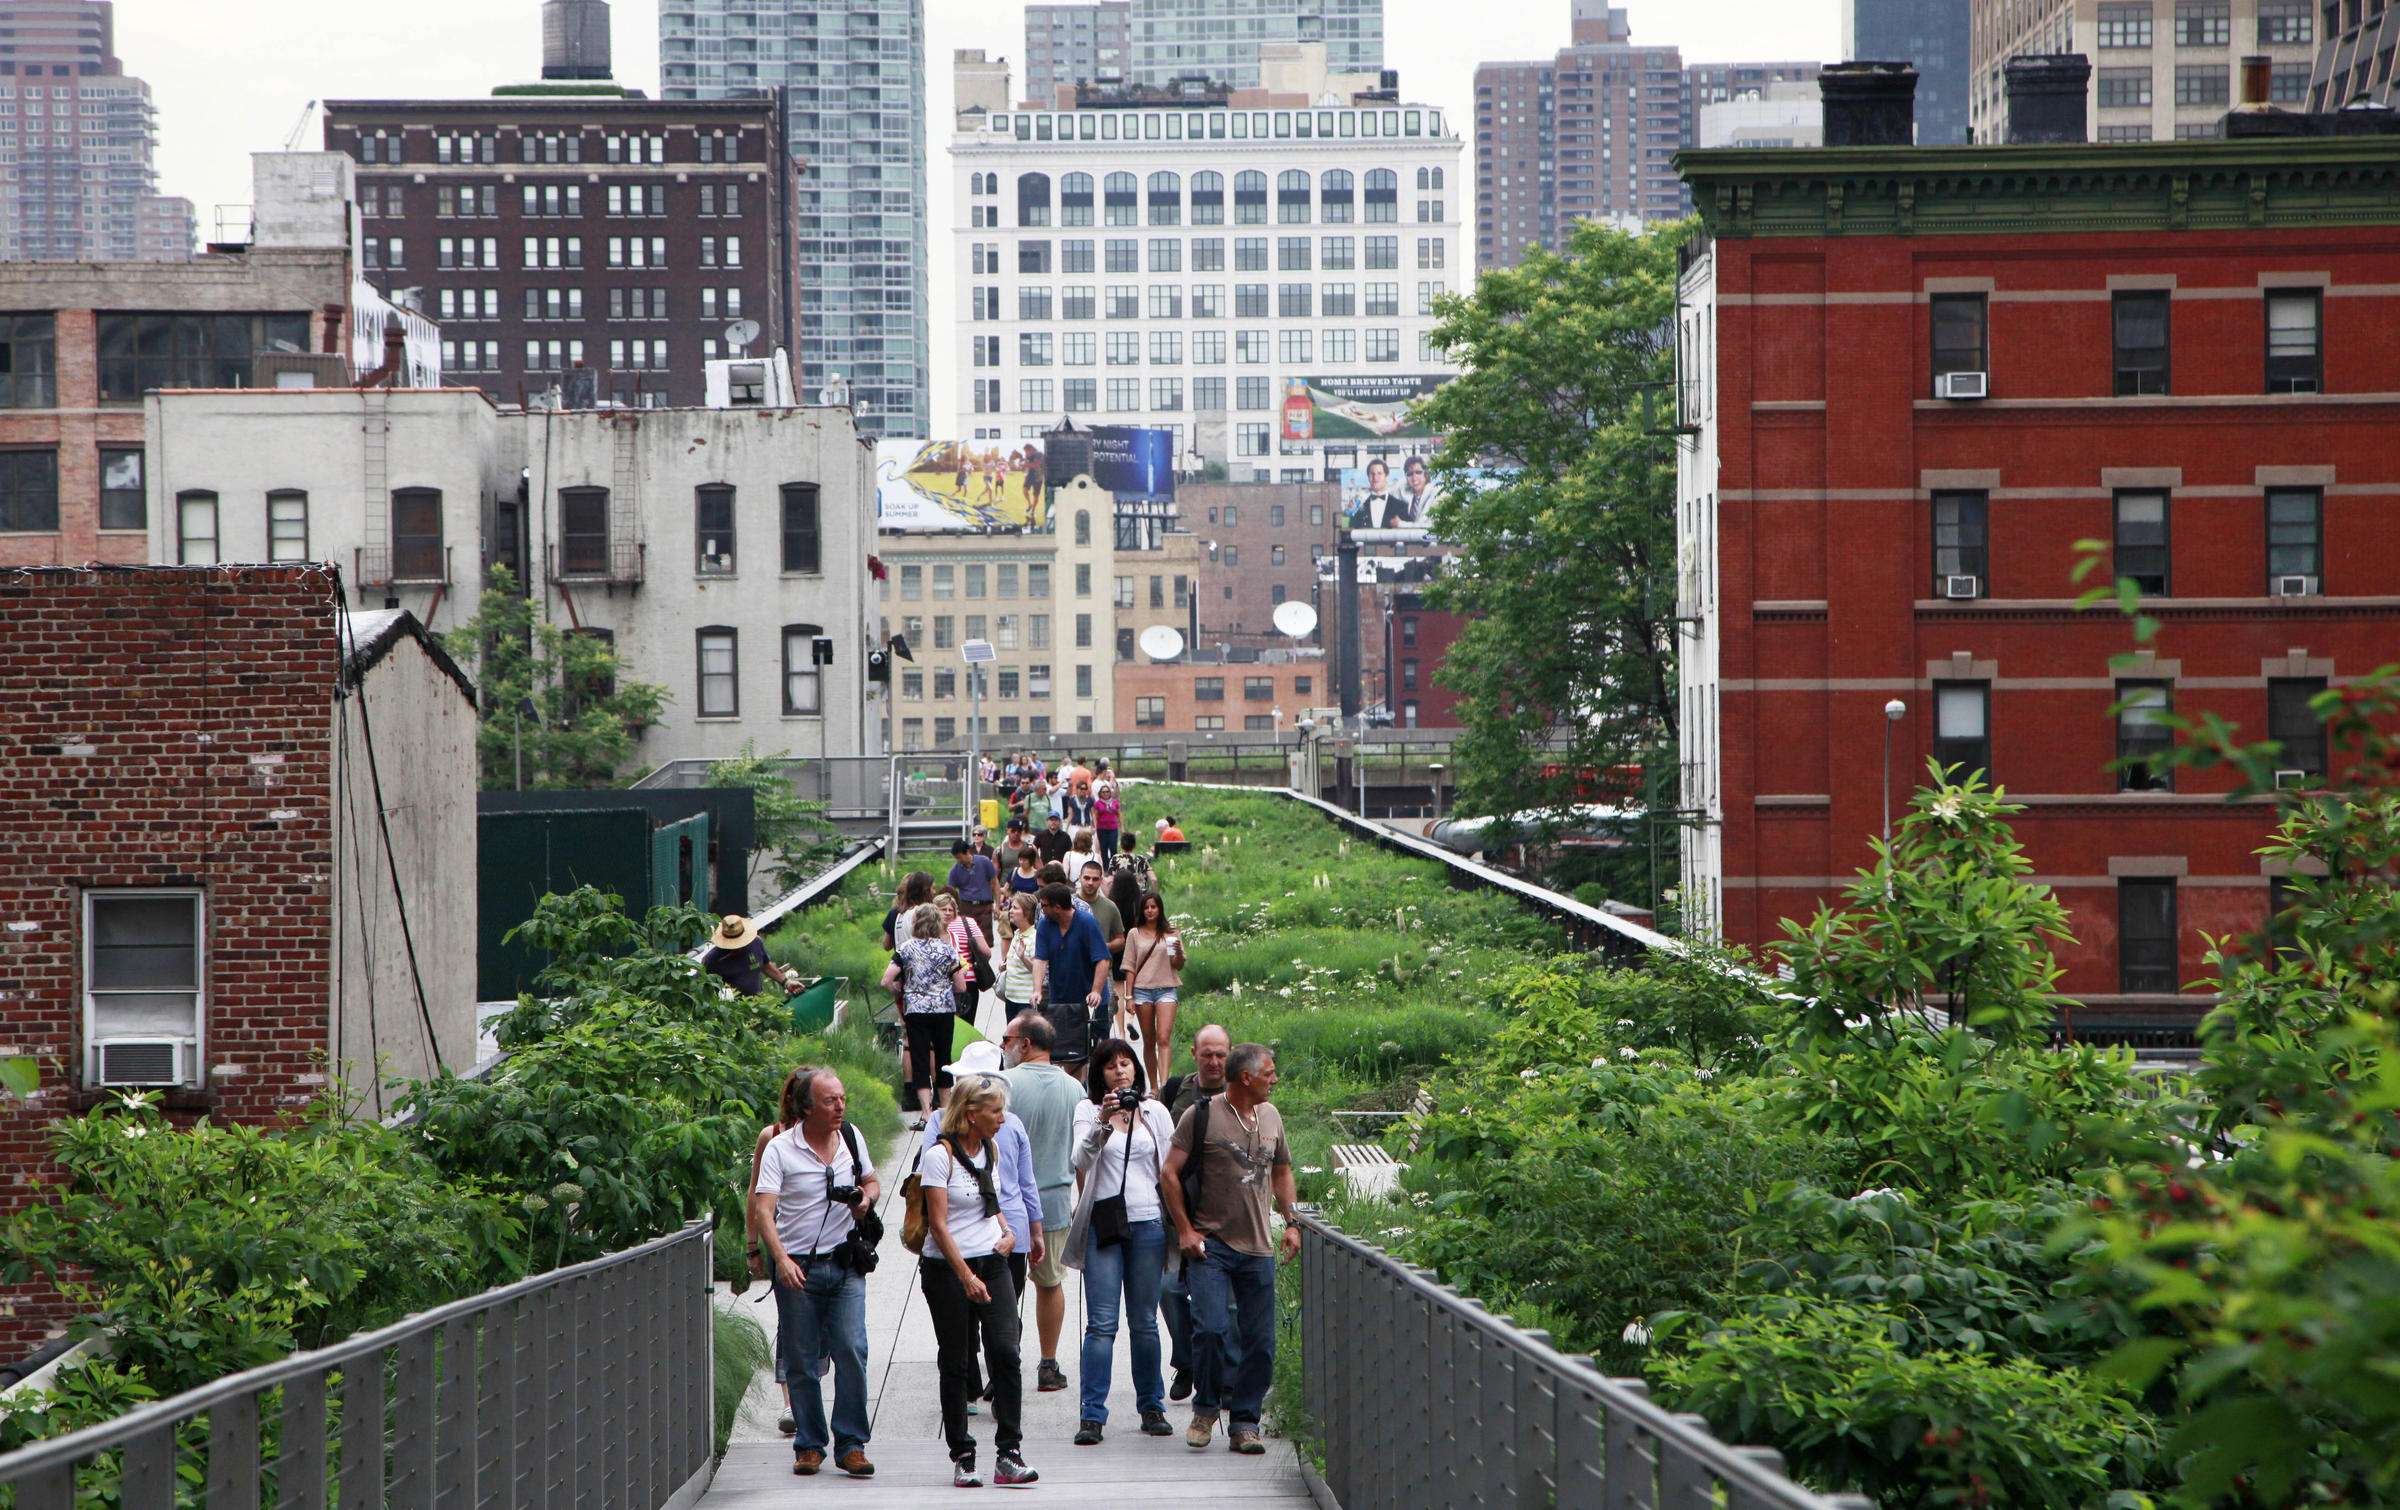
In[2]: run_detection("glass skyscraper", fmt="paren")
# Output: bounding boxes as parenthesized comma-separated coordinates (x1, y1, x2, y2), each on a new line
(660, 0, 929, 438)
(1128, 0, 1384, 89)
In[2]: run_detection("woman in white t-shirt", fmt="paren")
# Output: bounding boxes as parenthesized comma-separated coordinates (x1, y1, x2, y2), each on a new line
(919, 1079, 1036, 1488)
(1062, 1038, 1178, 1443)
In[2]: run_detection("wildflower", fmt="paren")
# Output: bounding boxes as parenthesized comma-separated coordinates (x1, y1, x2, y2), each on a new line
(1590, 1056, 1607, 1069)
(1622, 1321, 1651, 1347)
(121, 1122, 151, 1139)
(1617, 1047, 1639, 1060)
(1615, 1018, 1635, 1029)
(1929, 794, 1965, 823)
(1518, 1067, 1540, 1081)
(1848, 1187, 1899, 1203)
(1695, 1068, 1715, 1083)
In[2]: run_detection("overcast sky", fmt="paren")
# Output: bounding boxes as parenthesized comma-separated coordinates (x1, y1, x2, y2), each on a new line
(136, 0, 1834, 430)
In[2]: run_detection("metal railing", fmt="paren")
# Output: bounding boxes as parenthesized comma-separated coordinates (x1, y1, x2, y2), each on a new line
(0, 1221, 714, 1510)
(1300, 1212, 1873, 1509)
(354, 543, 451, 589)
(547, 540, 646, 587)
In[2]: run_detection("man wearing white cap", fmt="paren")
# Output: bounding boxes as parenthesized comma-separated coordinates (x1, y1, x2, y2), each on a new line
(702, 914, 798, 997)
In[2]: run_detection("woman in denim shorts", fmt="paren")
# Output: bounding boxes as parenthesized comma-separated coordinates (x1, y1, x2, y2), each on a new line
(1118, 890, 1186, 1089)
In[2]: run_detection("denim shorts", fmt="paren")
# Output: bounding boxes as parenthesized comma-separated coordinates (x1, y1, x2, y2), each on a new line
(1132, 985, 1178, 1005)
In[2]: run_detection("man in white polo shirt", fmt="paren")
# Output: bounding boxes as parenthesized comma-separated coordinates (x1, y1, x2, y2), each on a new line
(750, 1068, 882, 1479)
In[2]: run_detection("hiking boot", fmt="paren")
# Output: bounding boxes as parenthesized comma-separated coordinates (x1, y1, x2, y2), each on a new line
(1073, 1420, 1103, 1446)
(995, 1453, 1038, 1485)
(1169, 1368, 1193, 1402)
(1186, 1411, 1218, 1449)
(792, 1448, 823, 1475)
(1036, 1359, 1068, 1393)
(1140, 1410, 1174, 1436)
(1229, 1426, 1265, 1455)
(952, 1456, 982, 1488)
(837, 1449, 874, 1478)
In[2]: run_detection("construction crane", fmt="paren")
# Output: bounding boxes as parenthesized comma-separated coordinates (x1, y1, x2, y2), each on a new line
(283, 101, 320, 152)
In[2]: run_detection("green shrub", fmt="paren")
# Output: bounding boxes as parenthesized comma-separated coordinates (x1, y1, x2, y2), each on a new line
(714, 1306, 773, 1457)
(1651, 1299, 2157, 1509)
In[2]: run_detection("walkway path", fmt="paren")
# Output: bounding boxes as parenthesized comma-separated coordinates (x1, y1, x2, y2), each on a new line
(700, 1123, 1318, 1507)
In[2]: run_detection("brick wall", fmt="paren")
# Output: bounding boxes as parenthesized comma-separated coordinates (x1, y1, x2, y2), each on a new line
(0, 564, 339, 1352)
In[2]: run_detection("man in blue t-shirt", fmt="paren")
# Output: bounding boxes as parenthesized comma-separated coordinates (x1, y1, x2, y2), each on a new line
(1032, 881, 1110, 1071)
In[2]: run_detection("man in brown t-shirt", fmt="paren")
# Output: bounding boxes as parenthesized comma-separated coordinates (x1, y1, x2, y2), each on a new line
(1160, 1042, 1299, 1454)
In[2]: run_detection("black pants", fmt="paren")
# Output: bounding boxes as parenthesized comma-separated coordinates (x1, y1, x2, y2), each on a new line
(905, 1010, 957, 1097)
(921, 1254, 1022, 1462)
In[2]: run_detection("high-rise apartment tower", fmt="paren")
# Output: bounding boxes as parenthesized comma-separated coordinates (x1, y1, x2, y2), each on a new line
(0, 0, 188, 261)
(1126, 0, 1383, 88)
(1026, 3, 1132, 98)
(660, 0, 930, 438)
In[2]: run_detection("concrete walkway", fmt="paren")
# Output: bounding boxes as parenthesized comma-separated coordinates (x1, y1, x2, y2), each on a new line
(701, 1125, 1318, 1506)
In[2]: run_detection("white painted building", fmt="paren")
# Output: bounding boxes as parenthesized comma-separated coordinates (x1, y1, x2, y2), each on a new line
(1673, 239, 1723, 939)
(1697, 80, 1824, 149)
(950, 45, 1463, 481)
(144, 378, 883, 769)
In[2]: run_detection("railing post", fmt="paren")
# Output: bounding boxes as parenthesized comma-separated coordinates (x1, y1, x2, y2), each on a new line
(477, 1300, 516, 1510)
(205, 1392, 262, 1510)
(391, 1331, 436, 1510)
(276, 1372, 329, 1510)
(337, 1354, 385, 1510)
(433, 1315, 473, 1510)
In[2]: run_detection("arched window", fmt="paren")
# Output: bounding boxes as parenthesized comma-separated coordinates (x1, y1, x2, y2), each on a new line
(1147, 170, 1182, 225)
(1190, 169, 1224, 224)
(266, 489, 309, 563)
(1074, 509, 1091, 546)
(1233, 170, 1266, 224)
(175, 489, 218, 566)
(1103, 172, 1138, 225)
(1277, 169, 1311, 223)
(1061, 172, 1094, 226)
(1415, 166, 1430, 191)
(559, 485, 610, 575)
(1430, 166, 1445, 190)
(1017, 171, 1052, 227)
(782, 621, 825, 715)
(1365, 168, 1398, 223)
(1320, 168, 1354, 224)
(390, 486, 442, 581)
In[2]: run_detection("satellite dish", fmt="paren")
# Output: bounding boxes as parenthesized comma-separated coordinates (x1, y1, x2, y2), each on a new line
(1138, 625, 1186, 662)
(1272, 601, 1319, 639)
(723, 318, 762, 353)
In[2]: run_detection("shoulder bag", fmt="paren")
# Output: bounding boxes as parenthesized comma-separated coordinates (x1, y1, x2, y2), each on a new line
(899, 1134, 934, 1255)
(1087, 1105, 1139, 1249)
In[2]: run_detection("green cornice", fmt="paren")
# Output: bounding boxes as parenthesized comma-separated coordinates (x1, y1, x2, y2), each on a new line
(1675, 138, 2400, 239)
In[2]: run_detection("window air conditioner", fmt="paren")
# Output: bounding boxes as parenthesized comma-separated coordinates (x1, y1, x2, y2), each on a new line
(1935, 371, 1989, 400)
(2275, 575, 2318, 597)
(94, 1038, 195, 1087)
(1943, 574, 1982, 600)
(2273, 769, 2310, 791)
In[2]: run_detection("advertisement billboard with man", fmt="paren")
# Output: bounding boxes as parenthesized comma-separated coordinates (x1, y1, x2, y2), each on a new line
(874, 440, 1049, 531)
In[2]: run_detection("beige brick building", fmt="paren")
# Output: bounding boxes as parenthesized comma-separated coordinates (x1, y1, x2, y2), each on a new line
(1969, 0, 2319, 141)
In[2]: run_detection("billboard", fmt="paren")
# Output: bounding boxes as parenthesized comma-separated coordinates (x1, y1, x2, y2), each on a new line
(875, 440, 1049, 531)
(1280, 374, 1449, 444)
(1041, 423, 1176, 503)
(1336, 462, 1499, 539)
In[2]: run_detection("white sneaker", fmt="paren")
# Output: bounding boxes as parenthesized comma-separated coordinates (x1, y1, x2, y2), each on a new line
(953, 1458, 982, 1488)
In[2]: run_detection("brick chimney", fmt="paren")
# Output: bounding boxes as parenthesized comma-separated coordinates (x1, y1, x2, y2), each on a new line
(1819, 61, 1919, 147)
(2004, 55, 2092, 144)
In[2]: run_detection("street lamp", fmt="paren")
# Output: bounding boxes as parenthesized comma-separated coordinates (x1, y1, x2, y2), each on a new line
(1881, 698, 1908, 850)
(1428, 761, 1445, 819)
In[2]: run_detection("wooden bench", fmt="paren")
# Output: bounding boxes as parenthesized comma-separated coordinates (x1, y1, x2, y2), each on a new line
(1329, 1089, 1434, 1202)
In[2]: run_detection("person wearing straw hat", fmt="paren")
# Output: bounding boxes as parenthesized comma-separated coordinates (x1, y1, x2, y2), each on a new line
(703, 914, 797, 997)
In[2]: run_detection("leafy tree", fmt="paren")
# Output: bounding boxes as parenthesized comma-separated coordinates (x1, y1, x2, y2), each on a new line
(704, 741, 847, 898)
(1412, 219, 1686, 839)
(438, 565, 667, 790)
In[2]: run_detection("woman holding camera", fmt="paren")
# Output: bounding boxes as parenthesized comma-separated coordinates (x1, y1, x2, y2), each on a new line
(1063, 1038, 1178, 1444)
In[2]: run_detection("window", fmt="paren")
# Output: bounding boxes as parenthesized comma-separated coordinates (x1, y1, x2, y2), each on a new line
(2114, 491, 2170, 594)
(98, 447, 144, 530)
(1931, 491, 1988, 594)
(2269, 678, 2327, 776)
(1321, 168, 1355, 222)
(1930, 294, 1988, 389)
(2098, 67, 2154, 106)
(1105, 172, 1138, 225)
(1136, 696, 1165, 727)
(2265, 290, 2321, 393)
(266, 490, 309, 563)
(780, 483, 820, 574)
(1076, 664, 1093, 698)
(2113, 291, 2171, 395)
(695, 484, 736, 575)
(2118, 880, 2180, 993)
(1244, 676, 1275, 701)
(97, 313, 311, 401)
(781, 624, 824, 715)
(1234, 170, 1267, 223)
(1074, 510, 1091, 547)
(1074, 613, 1092, 648)
(1149, 170, 1181, 224)
(560, 486, 610, 574)
(1029, 565, 1051, 598)
(1365, 168, 1398, 222)
(172, 486, 217, 563)
(1194, 677, 1225, 702)
(0, 315, 55, 407)
(1932, 681, 1990, 778)
(2266, 488, 2321, 588)
(2098, 2, 2154, 45)
(390, 487, 442, 581)
(1278, 169, 1311, 223)
(1060, 172, 1094, 226)
(2174, 1, 2231, 45)
(1018, 171, 1052, 227)
(84, 890, 203, 1080)
(1191, 170, 1224, 223)
(2258, 0, 2312, 42)
(2117, 681, 2174, 790)
(697, 628, 738, 717)
(2175, 63, 2230, 105)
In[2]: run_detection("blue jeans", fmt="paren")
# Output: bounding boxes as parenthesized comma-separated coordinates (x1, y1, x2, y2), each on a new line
(1161, 1260, 1194, 1375)
(773, 1257, 871, 1458)
(1188, 1237, 1277, 1426)
(1079, 1217, 1166, 1422)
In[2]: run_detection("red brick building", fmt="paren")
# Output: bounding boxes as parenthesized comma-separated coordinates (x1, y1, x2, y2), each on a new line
(0, 566, 476, 1348)
(1674, 75, 2400, 1033)
(1114, 654, 1325, 734)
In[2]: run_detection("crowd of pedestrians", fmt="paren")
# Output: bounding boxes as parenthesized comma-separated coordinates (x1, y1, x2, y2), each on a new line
(743, 776, 1309, 1487)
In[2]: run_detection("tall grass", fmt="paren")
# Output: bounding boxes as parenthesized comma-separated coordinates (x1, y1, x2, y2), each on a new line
(713, 1305, 773, 1457)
